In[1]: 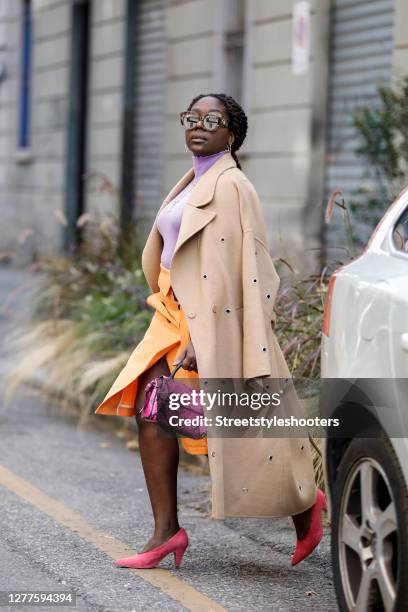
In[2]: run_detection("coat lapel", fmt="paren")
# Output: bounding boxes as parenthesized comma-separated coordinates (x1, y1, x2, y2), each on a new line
(142, 152, 237, 293)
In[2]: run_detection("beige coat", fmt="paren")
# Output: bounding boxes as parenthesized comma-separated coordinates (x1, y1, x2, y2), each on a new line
(142, 152, 316, 518)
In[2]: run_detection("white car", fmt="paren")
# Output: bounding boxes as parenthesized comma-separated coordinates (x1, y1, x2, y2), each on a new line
(321, 184, 408, 612)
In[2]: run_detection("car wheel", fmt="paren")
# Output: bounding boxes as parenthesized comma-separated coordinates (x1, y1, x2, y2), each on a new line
(331, 435, 408, 611)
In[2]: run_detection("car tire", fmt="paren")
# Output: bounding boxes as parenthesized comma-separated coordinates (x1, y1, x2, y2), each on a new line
(331, 433, 408, 612)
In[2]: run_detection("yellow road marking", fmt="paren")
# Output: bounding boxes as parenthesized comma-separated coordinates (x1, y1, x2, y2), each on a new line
(0, 464, 226, 612)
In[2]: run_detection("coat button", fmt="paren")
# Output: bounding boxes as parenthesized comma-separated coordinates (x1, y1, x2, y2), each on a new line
(211, 451, 216, 457)
(187, 312, 196, 319)
(212, 304, 217, 313)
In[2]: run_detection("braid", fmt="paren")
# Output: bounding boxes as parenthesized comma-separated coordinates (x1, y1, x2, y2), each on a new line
(187, 93, 248, 170)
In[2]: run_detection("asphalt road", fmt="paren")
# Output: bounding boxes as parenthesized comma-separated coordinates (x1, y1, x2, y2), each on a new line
(0, 266, 338, 611)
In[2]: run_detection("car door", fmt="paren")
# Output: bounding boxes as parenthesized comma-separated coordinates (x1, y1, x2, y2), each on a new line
(388, 204, 408, 378)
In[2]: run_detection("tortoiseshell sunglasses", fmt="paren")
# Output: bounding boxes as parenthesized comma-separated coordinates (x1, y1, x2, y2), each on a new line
(179, 110, 229, 132)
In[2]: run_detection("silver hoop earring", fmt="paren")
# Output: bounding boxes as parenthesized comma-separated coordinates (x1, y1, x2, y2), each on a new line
(185, 143, 189, 153)
(225, 142, 231, 152)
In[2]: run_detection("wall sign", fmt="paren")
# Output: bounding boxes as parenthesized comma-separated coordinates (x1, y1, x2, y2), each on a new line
(292, 1, 311, 75)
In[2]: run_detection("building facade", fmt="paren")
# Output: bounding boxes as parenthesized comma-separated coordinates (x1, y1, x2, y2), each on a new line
(0, 0, 407, 270)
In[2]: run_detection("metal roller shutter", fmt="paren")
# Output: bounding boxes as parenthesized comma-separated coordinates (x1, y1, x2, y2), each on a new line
(324, 0, 395, 201)
(133, 0, 166, 224)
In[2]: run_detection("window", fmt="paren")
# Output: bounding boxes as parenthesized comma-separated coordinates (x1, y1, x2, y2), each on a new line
(392, 207, 408, 254)
(18, 0, 32, 150)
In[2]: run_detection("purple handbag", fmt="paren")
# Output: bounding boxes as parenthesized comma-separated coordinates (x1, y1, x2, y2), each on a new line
(139, 362, 207, 439)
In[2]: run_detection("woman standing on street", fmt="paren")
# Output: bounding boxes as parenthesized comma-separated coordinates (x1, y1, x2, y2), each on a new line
(95, 93, 326, 570)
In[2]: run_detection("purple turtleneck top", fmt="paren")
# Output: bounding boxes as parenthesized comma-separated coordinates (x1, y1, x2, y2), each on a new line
(157, 149, 227, 269)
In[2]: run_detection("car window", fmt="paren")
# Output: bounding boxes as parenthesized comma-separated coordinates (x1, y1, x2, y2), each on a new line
(392, 207, 408, 253)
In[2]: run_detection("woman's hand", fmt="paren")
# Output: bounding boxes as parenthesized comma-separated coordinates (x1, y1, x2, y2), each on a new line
(172, 340, 198, 372)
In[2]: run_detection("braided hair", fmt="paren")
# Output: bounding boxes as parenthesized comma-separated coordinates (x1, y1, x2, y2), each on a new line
(187, 93, 248, 170)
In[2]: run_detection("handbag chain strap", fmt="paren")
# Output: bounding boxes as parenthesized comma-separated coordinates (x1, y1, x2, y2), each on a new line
(169, 361, 184, 379)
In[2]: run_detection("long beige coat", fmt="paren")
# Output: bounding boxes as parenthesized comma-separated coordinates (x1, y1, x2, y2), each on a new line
(142, 152, 316, 518)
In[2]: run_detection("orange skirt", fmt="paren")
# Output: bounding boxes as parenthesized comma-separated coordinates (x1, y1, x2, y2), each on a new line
(94, 263, 208, 456)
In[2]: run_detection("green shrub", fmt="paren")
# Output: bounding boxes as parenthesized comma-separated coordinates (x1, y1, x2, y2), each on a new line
(344, 75, 408, 249)
(4, 203, 153, 415)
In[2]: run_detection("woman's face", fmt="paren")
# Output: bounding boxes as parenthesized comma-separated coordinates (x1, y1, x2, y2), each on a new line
(184, 96, 234, 156)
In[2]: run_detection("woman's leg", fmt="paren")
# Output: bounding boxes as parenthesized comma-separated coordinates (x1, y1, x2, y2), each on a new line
(134, 355, 180, 553)
(292, 508, 312, 540)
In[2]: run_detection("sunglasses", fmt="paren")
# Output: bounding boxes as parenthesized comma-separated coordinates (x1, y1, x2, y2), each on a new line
(179, 110, 229, 132)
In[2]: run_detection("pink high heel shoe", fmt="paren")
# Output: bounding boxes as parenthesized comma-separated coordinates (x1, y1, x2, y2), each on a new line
(291, 488, 327, 566)
(115, 527, 189, 569)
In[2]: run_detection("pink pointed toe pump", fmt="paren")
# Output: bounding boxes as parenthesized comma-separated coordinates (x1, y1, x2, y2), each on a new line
(115, 527, 189, 569)
(291, 488, 327, 566)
